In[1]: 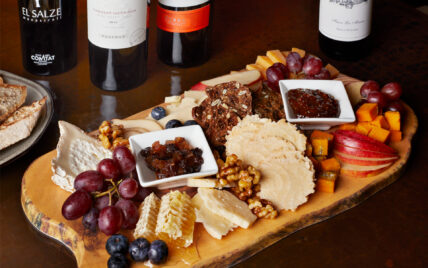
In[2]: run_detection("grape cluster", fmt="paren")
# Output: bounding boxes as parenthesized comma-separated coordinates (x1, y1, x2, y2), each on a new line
(266, 53, 331, 92)
(358, 80, 404, 113)
(61, 146, 154, 235)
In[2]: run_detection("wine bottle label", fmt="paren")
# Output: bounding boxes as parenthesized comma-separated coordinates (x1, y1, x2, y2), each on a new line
(87, 0, 147, 49)
(319, 0, 372, 42)
(19, 0, 63, 23)
(157, 3, 210, 33)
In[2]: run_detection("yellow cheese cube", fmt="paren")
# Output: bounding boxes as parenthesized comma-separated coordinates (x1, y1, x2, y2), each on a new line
(255, 56, 274, 70)
(266, 50, 286, 64)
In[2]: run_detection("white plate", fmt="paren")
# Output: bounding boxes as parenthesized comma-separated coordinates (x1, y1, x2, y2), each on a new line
(0, 70, 54, 166)
(129, 125, 218, 189)
(279, 79, 356, 130)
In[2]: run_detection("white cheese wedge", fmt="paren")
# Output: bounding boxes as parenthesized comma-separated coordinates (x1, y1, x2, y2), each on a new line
(134, 193, 161, 241)
(51, 121, 112, 192)
(192, 193, 236, 240)
(197, 188, 257, 229)
(164, 95, 182, 103)
(187, 178, 235, 188)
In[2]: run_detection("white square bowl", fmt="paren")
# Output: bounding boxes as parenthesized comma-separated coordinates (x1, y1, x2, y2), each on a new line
(129, 125, 218, 189)
(279, 79, 356, 130)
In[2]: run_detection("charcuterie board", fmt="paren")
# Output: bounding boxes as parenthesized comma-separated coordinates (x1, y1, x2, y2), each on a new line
(21, 74, 418, 267)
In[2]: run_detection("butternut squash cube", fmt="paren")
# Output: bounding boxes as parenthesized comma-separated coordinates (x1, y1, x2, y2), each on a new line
(370, 115, 390, 129)
(310, 130, 334, 142)
(314, 155, 327, 162)
(368, 126, 390, 143)
(390, 130, 402, 142)
(255, 56, 274, 70)
(325, 64, 340, 79)
(312, 138, 329, 156)
(339, 123, 357, 131)
(384, 111, 401, 131)
(266, 50, 286, 64)
(246, 64, 266, 79)
(316, 172, 337, 193)
(355, 122, 374, 136)
(356, 103, 378, 122)
(291, 47, 306, 58)
(320, 158, 341, 173)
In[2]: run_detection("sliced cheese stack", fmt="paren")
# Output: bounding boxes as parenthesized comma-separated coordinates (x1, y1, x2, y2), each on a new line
(133, 191, 195, 248)
(192, 188, 256, 240)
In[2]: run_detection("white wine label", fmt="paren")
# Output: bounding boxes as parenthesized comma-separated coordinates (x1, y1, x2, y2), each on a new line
(159, 0, 209, 8)
(319, 0, 372, 42)
(87, 0, 147, 49)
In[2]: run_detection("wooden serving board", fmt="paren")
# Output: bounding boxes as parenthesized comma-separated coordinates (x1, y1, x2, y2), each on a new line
(21, 75, 418, 267)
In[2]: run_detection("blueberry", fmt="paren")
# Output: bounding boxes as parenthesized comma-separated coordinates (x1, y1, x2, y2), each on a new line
(129, 238, 150, 262)
(165, 119, 182, 129)
(151, 107, 166, 120)
(106, 234, 129, 255)
(183, 120, 199, 126)
(148, 240, 168, 264)
(107, 253, 128, 268)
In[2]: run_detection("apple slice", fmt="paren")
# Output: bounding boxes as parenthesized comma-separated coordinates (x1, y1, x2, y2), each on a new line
(334, 151, 398, 166)
(340, 162, 392, 178)
(334, 130, 396, 154)
(334, 143, 398, 158)
(191, 70, 262, 91)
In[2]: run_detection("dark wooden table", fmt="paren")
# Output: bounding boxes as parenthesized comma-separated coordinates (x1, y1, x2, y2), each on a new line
(1, 0, 427, 267)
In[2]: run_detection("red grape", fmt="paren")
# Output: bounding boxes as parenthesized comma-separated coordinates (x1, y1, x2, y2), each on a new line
(97, 158, 122, 179)
(302, 55, 323, 76)
(133, 186, 154, 202)
(98, 206, 123, 235)
(113, 146, 137, 174)
(286, 52, 303, 73)
(367, 91, 388, 109)
(271, 62, 289, 78)
(118, 178, 139, 199)
(314, 68, 331, 80)
(115, 199, 139, 229)
(61, 189, 93, 220)
(360, 80, 380, 98)
(381, 82, 402, 101)
(94, 195, 116, 211)
(74, 170, 104, 193)
(266, 66, 284, 91)
(385, 100, 405, 114)
(82, 207, 99, 232)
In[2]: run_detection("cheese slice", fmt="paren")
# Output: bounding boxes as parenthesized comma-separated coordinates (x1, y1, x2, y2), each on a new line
(134, 193, 161, 241)
(197, 188, 256, 229)
(192, 193, 236, 240)
(51, 121, 112, 192)
(187, 178, 235, 188)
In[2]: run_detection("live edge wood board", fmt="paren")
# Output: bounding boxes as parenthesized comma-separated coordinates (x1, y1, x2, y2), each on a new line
(21, 75, 418, 267)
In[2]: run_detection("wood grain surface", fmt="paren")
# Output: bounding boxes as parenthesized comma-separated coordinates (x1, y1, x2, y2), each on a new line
(20, 76, 418, 267)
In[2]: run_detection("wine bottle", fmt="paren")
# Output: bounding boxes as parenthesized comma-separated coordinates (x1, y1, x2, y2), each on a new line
(87, 0, 147, 91)
(18, 0, 77, 76)
(318, 0, 373, 60)
(157, 0, 212, 67)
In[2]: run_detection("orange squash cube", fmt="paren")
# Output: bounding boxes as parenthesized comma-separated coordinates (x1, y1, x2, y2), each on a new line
(370, 115, 390, 129)
(316, 172, 337, 193)
(390, 130, 402, 142)
(266, 50, 286, 64)
(291, 47, 306, 58)
(368, 126, 391, 143)
(355, 122, 374, 136)
(310, 130, 334, 142)
(320, 158, 341, 172)
(325, 64, 340, 79)
(312, 138, 329, 156)
(384, 111, 401, 131)
(246, 64, 266, 79)
(339, 123, 357, 131)
(255, 56, 273, 70)
(356, 103, 378, 122)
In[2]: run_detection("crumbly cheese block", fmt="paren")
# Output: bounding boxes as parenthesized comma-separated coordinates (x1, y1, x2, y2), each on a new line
(192, 193, 236, 240)
(134, 193, 161, 241)
(51, 121, 112, 192)
(187, 178, 235, 188)
(156, 191, 196, 247)
(225, 115, 315, 211)
(197, 188, 257, 229)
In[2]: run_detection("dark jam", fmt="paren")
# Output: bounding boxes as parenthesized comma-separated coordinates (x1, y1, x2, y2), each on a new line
(287, 89, 339, 118)
(140, 137, 204, 179)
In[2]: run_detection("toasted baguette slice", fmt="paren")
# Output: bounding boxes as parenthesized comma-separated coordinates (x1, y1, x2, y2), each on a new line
(0, 97, 46, 150)
(0, 78, 27, 123)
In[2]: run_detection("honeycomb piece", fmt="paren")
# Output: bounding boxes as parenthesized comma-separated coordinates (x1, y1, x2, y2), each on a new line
(133, 193, 161, 241)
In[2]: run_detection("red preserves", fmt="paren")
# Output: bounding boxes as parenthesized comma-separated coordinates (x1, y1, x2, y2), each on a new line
(140, 137, 204, 179)
(287, 88, 339, 118)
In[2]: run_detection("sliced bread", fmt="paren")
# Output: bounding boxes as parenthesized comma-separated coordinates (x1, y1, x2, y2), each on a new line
(0, 77, 27, 123)
(0, 97, 46, 150)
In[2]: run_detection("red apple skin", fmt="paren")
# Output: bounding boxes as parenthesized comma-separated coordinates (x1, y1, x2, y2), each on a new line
(334, 151, 398, 166)
(334, 143, 398, 158)
(334, 130, 396, 154)
(340, 166, 390, 178)
(191, 82, 207, 91)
